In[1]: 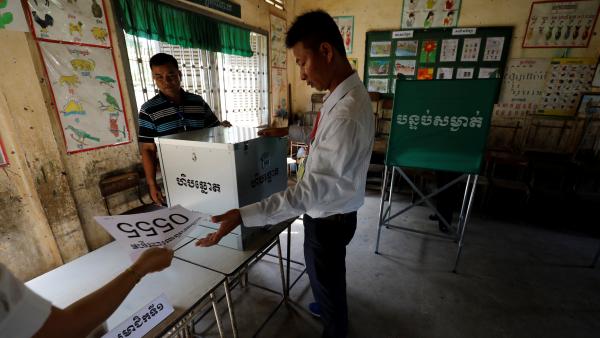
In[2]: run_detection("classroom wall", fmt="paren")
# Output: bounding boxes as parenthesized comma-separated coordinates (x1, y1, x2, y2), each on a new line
(0, 0, 288, 281)
(289, 0, 600, 113)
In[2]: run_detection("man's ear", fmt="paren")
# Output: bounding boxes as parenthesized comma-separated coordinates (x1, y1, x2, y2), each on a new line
(319, 42, 334, 63)
(178, 70, 183, 79)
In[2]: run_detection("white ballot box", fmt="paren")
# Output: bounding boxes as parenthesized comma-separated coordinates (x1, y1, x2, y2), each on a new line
(155, 126, 287, 250)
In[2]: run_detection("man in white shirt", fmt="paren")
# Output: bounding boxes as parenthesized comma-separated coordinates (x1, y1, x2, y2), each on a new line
(197, 10, 374, 338)
(0, 247, 173, 338)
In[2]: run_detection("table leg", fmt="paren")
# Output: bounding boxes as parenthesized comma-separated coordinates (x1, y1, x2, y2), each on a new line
(276, 237, 286, 300)
(224, 279, 239, 338)
(210, 292, 225, 338)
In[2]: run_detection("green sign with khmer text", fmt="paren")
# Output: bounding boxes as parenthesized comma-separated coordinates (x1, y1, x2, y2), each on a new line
(386, 79, 501, 174)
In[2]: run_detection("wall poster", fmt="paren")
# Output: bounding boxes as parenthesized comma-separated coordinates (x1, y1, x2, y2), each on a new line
(499, 58, 550, 105)
(27, 0, 110, 47)
(538, 57, 596, 116)
(0, 0, 29, 32)
(401, 0, 461, 29)
(334, 16, 354, 54)
(270, 14, 287, 69)
(272, 68, 288, 119)
(25, 0, 130, 153)
(523, 0, 600, 48)
(0, 136, 9, 167)
(40, 42, 129, 151)
(270, 14, 288, 124)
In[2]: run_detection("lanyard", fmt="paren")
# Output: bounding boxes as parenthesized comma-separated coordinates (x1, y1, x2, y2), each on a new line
(176, 105, 187, 131)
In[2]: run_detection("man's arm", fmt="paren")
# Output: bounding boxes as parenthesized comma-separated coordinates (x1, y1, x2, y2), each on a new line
(198, 117, 368, 246)
(34, 247, 174, 338)
(140, 142, 165, 205)
(258, 127, 289, 137)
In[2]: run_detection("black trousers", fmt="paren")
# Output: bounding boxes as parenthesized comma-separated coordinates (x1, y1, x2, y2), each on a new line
(303, 211, 357, 338)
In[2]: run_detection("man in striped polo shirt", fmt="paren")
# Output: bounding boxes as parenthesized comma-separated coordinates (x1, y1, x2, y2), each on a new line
(138, 53, 230, 205)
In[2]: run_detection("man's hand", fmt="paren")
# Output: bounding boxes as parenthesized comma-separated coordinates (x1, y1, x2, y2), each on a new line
(196, 209, 242, 247)
(221, 120, 232, 127)
(131, 247, 174, 276)
(148, 184, 165, 206)
(258, 127, 289, 137)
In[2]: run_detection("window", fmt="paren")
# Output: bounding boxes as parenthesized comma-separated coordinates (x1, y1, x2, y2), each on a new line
(124, 31, 269, 128)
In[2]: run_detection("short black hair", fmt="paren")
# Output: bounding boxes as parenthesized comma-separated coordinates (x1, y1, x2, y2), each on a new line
(285, 10, 346, 58)
(149, 53, 178, 69)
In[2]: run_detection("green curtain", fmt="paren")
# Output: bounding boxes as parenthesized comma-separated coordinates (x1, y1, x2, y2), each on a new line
(116, 0, 252, 57)
(218, 23, 253, 57)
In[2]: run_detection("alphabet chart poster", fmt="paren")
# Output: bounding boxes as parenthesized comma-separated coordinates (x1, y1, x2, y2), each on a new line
(95, 205, 205, 260)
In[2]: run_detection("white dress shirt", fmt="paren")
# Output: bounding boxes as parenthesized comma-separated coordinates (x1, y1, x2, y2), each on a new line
(0, 264, 52, 338)
(240, 72, 374, 227)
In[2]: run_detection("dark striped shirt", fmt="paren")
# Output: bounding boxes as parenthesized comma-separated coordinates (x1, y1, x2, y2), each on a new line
(138, 90, 219, 143)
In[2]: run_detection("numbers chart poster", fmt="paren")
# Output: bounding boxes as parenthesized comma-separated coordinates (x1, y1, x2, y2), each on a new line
(402, 0, 461, 29)
(27, 0, 110, 47)
(40, 41, 130, 152)
(94, 205, 205, 260)
(523, 0, 600, 48)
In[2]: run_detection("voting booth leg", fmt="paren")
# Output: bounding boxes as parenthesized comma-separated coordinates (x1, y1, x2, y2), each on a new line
(452, 175, 478, 273)
(375, 165, 391, 254)
(455, 175, 474, 239)
(223, 279, 239, 338)
(591, 241, 600, 268)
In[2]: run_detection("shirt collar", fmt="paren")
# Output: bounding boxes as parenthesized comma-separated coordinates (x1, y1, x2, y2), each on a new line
(321, 72, 361, 116)
(158, 88, 188, 103)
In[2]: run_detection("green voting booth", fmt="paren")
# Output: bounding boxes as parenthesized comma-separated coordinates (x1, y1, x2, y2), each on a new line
(376, 78, 501, 272)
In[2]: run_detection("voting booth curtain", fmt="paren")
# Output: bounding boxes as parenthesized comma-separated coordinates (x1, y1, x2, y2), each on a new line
(116, 0, 253, 57)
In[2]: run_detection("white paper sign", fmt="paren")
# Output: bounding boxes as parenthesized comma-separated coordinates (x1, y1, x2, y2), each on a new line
(452, 28, 477, 35)
(94, 205, 207, 260)
(102, 294, 174, 338)
(392, 30, 414, 39)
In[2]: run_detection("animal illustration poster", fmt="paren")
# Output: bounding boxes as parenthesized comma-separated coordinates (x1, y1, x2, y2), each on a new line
(401, 0, 461, 29)
(0, 0, 29, 32)
(39, 41, 130, 152)
(538, 57, 595, 116)
(523, 0, 600, 48)
(333, 16, 353, 54)
(270, 14, 286, 69)
(27, 0, 110, 47)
